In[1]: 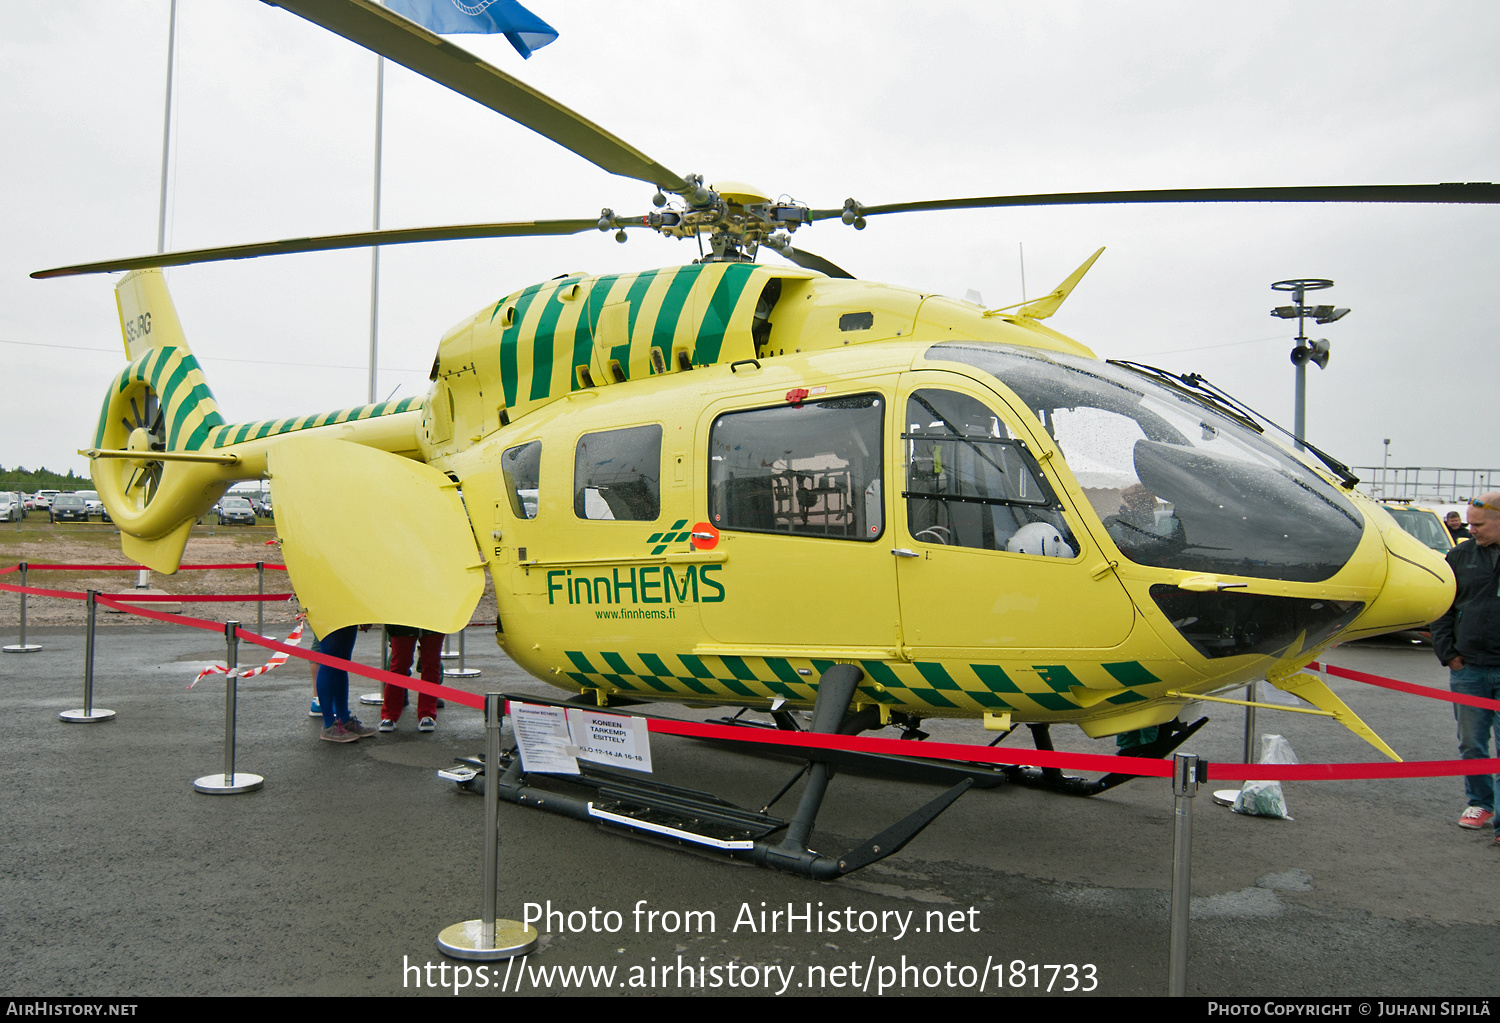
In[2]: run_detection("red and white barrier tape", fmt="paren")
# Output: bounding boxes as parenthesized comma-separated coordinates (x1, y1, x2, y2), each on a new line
(190, 619, 306, 688)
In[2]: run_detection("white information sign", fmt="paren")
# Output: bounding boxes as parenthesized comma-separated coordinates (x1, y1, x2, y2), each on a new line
(509, 703, 655, 775)
(567, 708, 653, 773)
(511, 702, 580, 775)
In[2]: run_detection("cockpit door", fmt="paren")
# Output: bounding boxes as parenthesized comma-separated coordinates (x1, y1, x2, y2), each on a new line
(893, 371, 1135, 659)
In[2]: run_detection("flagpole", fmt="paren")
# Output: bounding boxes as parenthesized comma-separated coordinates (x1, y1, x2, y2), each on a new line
(145, 0, 179, 593)
(368, 54, 384, 405)
(156, 0, 177, 255)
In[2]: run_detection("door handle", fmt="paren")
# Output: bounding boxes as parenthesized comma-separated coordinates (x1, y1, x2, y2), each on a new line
(891, 548, 920, 558)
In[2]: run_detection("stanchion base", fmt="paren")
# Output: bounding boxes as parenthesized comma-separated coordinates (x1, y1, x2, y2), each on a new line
(437, 919, 537, 961)
(359, 692, 383, 705)
(3, 644, 43, 653)
(1211, 789, 1240, 807)
(440, 651, 459, 660)
(444, 668, 482, 679)
(59, 708, 115, 723)
(194, 772, 265, 795)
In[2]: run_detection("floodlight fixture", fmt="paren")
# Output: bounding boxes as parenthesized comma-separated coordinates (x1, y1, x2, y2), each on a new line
(1269, 279, 1348, 452)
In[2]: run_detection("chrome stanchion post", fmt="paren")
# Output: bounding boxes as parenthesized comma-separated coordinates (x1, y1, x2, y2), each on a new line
(1168, 752, 1199, 997)
(1243, 681, 1258, 764)
(195, 620, 263, 794)
(360, 624, 387, 706)
(440, 632, 457, 660)
(4, 562, 43, 653)
(444, 626, 481, 679)
(256, 561, 264, 637)
(60, 590, 113, 722)
(437, 694, 537, 960)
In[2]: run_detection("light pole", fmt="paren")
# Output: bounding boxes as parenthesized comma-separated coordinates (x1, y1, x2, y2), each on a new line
(1271, 279, 1349, 451)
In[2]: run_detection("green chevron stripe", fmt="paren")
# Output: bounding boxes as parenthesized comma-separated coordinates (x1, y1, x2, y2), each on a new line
(765, 657, 804, 690)
(677, 653, 714, 679)
(530, 284, 569, 401)
(1033, 665, 1082, 692)
(1103, 661, 1161, 687)
(915, 662, 962, 690)
(500, 284, 546, 408)
(693, 264, 755, 365)
(970, 664, 1021, 693)
(650, 265, 700, 365)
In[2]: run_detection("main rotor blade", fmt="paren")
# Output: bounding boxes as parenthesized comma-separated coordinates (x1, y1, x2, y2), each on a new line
(811, 182, 1500, 221)
(263, 0, 690, 194)
(766, 243, 855, 280)
(32, 219, 599, 278)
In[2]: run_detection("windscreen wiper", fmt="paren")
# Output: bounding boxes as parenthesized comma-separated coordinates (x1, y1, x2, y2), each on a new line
(1107, 360, 1360, 490)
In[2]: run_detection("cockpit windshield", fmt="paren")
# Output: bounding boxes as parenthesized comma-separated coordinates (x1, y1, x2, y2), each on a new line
(926, 344, 1365, 582)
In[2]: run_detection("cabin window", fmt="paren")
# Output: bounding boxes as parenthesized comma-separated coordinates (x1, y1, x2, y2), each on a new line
(708, 393, 884, 541)
(904, 389, 1075, 556)
(501, 440, 541, 519)
(574, 425, 662, 521)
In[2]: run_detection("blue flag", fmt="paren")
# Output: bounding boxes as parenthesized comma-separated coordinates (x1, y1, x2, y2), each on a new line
(386, 0, 558, 58)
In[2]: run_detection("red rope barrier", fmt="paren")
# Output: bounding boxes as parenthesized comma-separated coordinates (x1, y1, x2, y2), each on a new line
(1209, 757, 1500, 782)
(94, 596, 230, 636)
(26, 579, 1500, 782)
(1310, 660, 1500, 713)
(0, 582, 291, 602)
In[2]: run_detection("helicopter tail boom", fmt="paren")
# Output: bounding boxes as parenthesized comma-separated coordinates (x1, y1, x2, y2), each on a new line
(91, 269, 426, 573)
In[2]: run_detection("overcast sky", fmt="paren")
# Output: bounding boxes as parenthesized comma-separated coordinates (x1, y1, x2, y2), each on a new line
(3, 1, 1497, 482)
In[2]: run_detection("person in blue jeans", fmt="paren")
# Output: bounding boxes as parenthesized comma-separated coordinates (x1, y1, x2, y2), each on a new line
(1431, 493, 1500, 840)
(315, 624, 377, 743)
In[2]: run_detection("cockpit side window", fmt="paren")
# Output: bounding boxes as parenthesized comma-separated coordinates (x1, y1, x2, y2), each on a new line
(925, 343, 1365, 582)
(574, 425, 661, 521)
(708, 393, 884, 541)
(501, 440, 541, 519)
(904, 388, 1076, 557)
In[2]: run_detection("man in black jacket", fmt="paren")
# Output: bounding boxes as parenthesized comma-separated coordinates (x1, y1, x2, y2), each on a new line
(1431, 493, 1500, 840)
(1445, 511, 1472, 542)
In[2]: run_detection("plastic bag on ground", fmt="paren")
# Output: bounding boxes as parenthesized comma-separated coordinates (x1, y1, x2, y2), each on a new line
(1232, 733, 1296, 820)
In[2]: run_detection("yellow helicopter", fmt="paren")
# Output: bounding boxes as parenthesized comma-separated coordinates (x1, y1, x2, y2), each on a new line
(38, 0, 1493, 876)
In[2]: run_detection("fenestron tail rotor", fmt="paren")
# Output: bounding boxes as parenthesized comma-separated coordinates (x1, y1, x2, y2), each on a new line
(120, 389, 166, 507)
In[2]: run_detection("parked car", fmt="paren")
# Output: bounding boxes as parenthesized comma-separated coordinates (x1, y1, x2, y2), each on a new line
(74, 490, 105, 519)
(1379, 502, 1454, 554)
(34, 490, 60, 511)
(0, 492, 25, 522)
(217, 496, 257, 526)
(50, 494, 89, 523)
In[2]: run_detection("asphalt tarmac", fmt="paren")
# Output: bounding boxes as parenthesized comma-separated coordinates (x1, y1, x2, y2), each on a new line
(1, 619, 1495, 998)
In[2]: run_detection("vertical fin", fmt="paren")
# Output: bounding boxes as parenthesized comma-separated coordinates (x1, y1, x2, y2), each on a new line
(115, 268, 191, 361)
